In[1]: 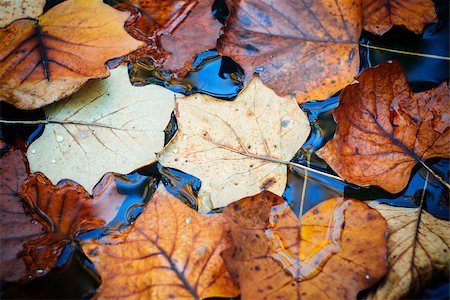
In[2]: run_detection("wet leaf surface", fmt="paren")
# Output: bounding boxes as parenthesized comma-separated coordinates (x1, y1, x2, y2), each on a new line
(82, 184, 239, 299)
(0, 0, 45, 27)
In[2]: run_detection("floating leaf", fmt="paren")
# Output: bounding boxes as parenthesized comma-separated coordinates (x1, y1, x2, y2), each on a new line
(362, 0, 437, 35)
(0, 0, 45, 27)
(159, 77, 310, 211)
(223, 192, 388, 299)
(27, 65, 176, 193)
(317, 61, 449, 193)
(0, 0, 143, 109)
(218, 0, 361, 103)
(82, 184, 239, 299)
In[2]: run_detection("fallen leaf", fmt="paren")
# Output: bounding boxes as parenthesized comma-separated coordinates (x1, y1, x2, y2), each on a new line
(362, 0, 437, 35)
(27, 65, 176, 194)
(0, 0, 45, 27)
(0, 0, 143, 109)
(82, 184, 239, 299)
(316, 61, 449, 193)
(159, 77, 310, 211)
(223, 191, 388, 299)
(0, 148, 43, 281)
(18, 172, 126, 278)
(116, 0, 222, 77)
(217, 0, 361, 104)
(368, 202, 450, 299)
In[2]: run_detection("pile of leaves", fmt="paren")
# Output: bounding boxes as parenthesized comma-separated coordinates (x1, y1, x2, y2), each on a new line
(0, 0, 449, 299)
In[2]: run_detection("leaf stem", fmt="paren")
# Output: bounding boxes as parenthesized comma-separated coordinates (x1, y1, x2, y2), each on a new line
(359, 43, 450, 61)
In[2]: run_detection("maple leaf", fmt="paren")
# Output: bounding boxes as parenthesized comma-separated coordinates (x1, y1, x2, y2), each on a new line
(18, 172, 126, 278)
(362, 0, 437, 35)
(316, 61, 449, 193)
(223, 191, 388, 299)
(82, 184, 239, 299)
(217, 0, 361, 103)
(158, 77, 310, 211)
(368, 202, 450, 299)
(0, 0, 143, 109)
(27, 65, 176, 194)
(0, 0, 45, 27)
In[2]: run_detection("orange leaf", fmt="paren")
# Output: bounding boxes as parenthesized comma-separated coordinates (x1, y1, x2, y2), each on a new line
(218, 0, 361, 103)
(0, 0, 143, 109)
(223, 192, 388, 299)
(362, 0, 437, 35)
(316, 61, 449, 193)
(82, 184, 239, 299)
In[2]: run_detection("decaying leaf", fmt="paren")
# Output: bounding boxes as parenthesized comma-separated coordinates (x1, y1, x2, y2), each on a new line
(218, 0, 361, 104)
(159, 77, 310, 211)
(27, 65, 176, 194)
(0, 0, 45, 27)
(317, 61, 449, 193)
(18, 172, 126, 278)
(362, 0, 437, 35)
(368, 203, 450, 299)
(0, 148, 42, 281)
(223, 191, 388, 299)
(0, 0, 143, 109)
(82, 184, 239, 300)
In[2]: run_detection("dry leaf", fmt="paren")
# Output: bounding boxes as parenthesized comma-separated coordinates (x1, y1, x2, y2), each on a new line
(27, 65, 176, 194)
(18, 172, 126, 278)
(362, 0, 437, 35)
(218, 0, 361, 104)
(0, 0, 143, 109)
(223, 192, 388, 299)
(317, 61, 449, 193)
(82, 184, 239, 299)
(0, 0, 45, 27)
(159, 77, 310, 211)
(368, 203, 450, 299)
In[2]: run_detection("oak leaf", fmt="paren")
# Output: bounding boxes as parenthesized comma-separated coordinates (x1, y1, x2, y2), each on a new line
(368, 203, 450, 299)
(27, 65, 176, 194)
(223, 192, 388, 299)
(0, 0, 143, 109)
(316, 61, 449, 193)
(0, 0, 45, 27)
(82, 184, 239, 300)
(362, 0, 437, 35)
(158, 77, 310, 211)
(217, 0, 361, 104)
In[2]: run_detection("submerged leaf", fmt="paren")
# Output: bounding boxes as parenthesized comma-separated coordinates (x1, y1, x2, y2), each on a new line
(317, 61, 449, 193)
(159, 77, 310, 211)
(82, 184, 239, 299)
(0, 0, 45, 27)
(223, 192, 388, 299)
(0, 0, 143, 109)
(27, 65, 176, 193)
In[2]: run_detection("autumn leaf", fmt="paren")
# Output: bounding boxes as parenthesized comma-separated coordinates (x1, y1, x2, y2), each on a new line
(217, 0, 361, 104)
(82, 184, 239, 299)
(0, 0, 143, 109)
(222, 191, 388, 299)
(0, 0, 45, 27)
(0, 148, 42, 281)
(159, 77, 310, 211)
(362, 0, 437, 35)
(27, 65, 176, 194)
(316, 61, 449, 193)
(115, 0, 222, 77)
(17, 172, 126, 278)
(368, 202, 450, 299)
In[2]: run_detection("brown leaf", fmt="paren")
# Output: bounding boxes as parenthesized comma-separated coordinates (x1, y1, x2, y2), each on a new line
(217, 0, 361, 103)
(316, 61, 449, 193)
(116, 0, 222, 78)
(17, 172, 126, 278)
(82, 184, 239, 299)
(223, 192, 388, 299)
(0, 0, 45, 27)
(0, 148, 42, 281)
(362, 0, 437, 35)
(0, 0, 143, 109)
